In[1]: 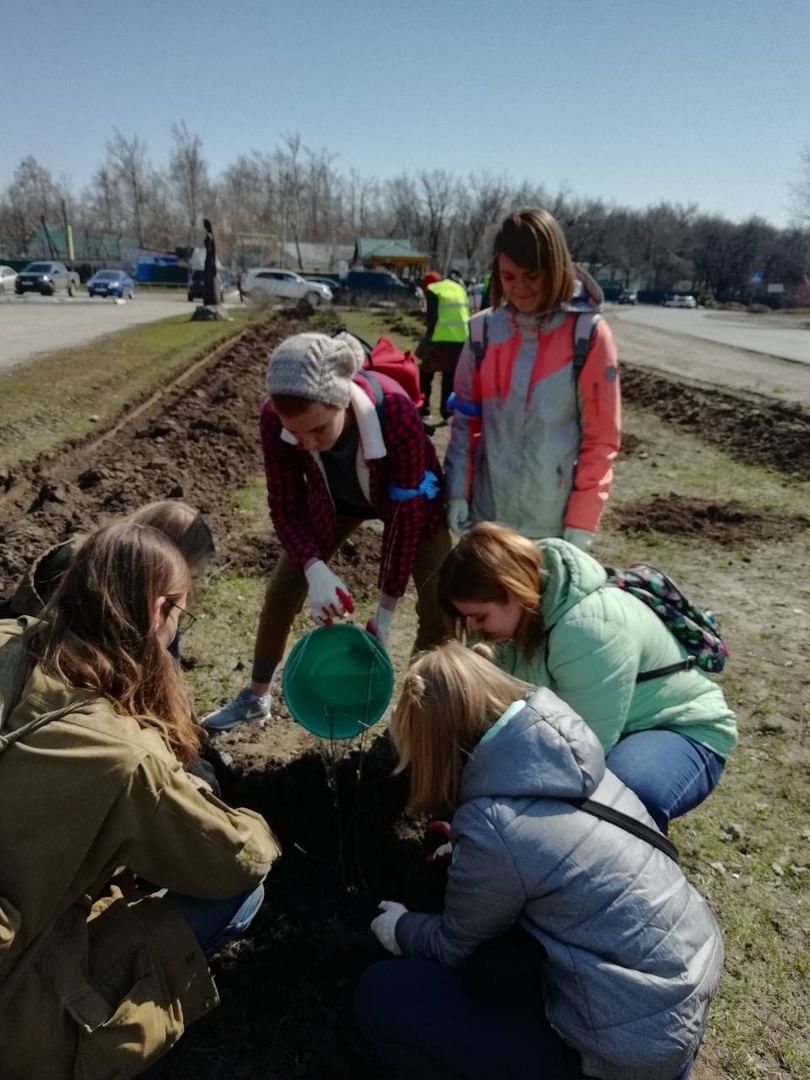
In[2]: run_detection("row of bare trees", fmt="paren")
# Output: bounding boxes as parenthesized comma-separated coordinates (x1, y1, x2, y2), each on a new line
(1, 127, 808, 300)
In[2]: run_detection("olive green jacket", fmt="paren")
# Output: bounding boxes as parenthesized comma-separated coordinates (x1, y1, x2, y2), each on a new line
(0, 618, 280, 1079)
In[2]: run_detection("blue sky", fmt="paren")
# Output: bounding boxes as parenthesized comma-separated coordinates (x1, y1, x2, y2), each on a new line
(2, 0, 807, 227)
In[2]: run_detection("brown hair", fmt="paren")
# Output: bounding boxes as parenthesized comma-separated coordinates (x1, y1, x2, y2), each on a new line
(127, 500, 215, 571)
(490, 207, 576, 312)
(438, 522, 546, 658)
(391, 642, 530, 815)
(270, 394, 338, 419)
(26, 522, 201, 763)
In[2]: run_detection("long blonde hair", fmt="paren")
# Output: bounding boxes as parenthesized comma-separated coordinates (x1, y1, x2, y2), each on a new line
(391, 641, 530, 815)
(490, 207, 576, 312)
(26, 522, 201, 763)
(438, 522, 546, 658)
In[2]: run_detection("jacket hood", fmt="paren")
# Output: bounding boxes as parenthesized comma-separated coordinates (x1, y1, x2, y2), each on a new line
(539, 538, 609, 630)
(460, 687, 605, 803)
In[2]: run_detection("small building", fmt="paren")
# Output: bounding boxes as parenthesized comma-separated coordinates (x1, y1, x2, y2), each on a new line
(353, 237, 430, 271)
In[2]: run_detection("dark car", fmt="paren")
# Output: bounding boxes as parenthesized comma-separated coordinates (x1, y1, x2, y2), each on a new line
(87, 269, 135, 299)
(304, 274, 342, 299)
(187, 269, 229, 302)
(15, 260, 80, 297)
(617, 290, 638, 305)
(346, 269, 410, 297)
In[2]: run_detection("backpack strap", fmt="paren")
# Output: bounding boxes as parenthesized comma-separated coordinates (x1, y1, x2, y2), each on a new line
(636, 657, 697, 683)
(364, 371, 439, 502)
(333, 323, 374, 357)
(0, 702, 83, 755)
(468, 310, 491, 370)
(563, 796, 680, 863)
(571, 310, 600, 378)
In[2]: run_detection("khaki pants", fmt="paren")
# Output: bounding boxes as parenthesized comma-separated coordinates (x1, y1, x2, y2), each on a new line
(251, 518, 454, 683)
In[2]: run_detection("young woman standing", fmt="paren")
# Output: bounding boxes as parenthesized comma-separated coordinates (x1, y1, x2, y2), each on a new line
(444, 207, 621, 551)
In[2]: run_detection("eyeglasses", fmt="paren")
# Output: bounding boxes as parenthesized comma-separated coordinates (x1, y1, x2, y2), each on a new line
(171, 603, 197, 632)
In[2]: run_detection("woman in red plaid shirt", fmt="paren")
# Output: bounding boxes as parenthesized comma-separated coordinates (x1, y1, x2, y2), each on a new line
(203, 331, 453, 731)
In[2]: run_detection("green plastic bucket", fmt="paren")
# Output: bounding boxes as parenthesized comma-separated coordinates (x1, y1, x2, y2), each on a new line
(282, 623, 395, 739)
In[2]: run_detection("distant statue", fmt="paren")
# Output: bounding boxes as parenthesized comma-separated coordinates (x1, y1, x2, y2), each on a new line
(202, 217, 220, 307)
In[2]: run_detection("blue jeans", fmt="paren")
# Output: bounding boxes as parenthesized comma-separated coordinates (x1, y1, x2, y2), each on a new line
(355, 959, 695, 1080)
(606, 730, 725, 833)
(168, 883, 265, 958)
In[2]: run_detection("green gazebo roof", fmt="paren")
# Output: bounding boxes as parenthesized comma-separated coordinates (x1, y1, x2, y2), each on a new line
(353, 236, 430, 266)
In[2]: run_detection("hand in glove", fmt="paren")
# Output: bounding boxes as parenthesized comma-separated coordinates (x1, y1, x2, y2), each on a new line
(304, 560, 355, 625)
(366, 598, 396, 648)
(425, 819, 453, 864)
(563, 527, 595, 552)
(446, 497, 470, 535)
(370, 900, 407, 956)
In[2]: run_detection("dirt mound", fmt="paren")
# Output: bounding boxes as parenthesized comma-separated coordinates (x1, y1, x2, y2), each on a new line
(620, 365, 810, 480)
(612, 494, 810, 544)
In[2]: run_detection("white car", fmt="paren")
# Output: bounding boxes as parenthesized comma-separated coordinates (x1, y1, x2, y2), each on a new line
(663, 294, 698, 309)
(0, 266, 18, 294)
(241, 268, 332, 306)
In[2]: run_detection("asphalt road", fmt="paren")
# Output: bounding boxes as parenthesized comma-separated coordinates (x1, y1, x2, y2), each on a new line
(0, 290, 242, 372)
(2, 292, 808, 409)
(612, 304, 809, 364)
(605, 305, 810, 409)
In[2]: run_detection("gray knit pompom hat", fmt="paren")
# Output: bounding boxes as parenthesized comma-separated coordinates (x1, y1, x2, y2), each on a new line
(264, 332, 365, 408)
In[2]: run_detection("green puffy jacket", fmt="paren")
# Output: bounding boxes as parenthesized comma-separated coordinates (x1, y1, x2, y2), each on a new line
(488, 539, 737, 758)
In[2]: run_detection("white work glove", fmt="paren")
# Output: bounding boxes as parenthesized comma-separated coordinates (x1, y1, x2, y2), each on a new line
(370, 900, 407, 956)
(563, 528, 595, 552)
(303, 560, 355, 625)
(446, 497, 470, 535)
(366, 602, 395, 648)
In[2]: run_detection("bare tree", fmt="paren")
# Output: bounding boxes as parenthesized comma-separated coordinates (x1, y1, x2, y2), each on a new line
(788, 145, 810, 226)
(104, 130, 152, 247)
(169, 121, 210, 246)
(455, 173, 510, 272)
(1, 156, 61, 253)
(419, 169, 456, 258)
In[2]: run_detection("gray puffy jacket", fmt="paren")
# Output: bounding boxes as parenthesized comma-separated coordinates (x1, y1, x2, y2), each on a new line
(396, 689, 724, 1080)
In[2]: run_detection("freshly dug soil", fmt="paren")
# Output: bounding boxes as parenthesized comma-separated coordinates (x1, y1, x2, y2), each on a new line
(1, 312, 809, 1078)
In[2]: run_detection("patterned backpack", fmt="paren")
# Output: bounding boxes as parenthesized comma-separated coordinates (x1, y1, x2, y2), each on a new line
(606, 564, 729, 682)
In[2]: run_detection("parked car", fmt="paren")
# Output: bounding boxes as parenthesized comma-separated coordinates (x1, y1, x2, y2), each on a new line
(87, 269, 135, 299)
(0, 265, 18, 294)
(15, 261, 80, 297)
(345, 269, 410, 298)
(663, 294, 697, 309)
(240, 268, 332, 305)
(187, 269, 230, 302)
(303, 274, 342, 299)
(617, 290, 638, 305)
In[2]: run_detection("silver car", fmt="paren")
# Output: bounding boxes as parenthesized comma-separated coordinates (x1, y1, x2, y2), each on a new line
(240, 268, 332, 306)
(0, 265, 18, 294)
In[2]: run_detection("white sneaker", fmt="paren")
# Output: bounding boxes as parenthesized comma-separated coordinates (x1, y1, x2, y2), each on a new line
(201, 688, 272, 732)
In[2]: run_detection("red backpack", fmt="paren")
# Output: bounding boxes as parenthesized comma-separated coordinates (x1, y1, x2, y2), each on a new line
(335, 326, 423, 410)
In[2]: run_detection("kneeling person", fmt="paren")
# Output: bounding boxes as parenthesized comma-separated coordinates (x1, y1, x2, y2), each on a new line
(204, 332, 453, 731)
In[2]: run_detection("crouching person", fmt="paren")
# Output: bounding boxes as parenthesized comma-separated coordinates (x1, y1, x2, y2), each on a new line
(0, 522, 280, 1080)
(203, 331, 453, 732)
(355, 643, 723, 1080)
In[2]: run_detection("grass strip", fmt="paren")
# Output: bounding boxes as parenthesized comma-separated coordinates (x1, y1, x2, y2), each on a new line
(0, 310, 257, 469)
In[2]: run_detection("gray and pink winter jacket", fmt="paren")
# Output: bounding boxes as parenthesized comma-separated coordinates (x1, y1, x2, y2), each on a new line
(444, 296, 621, 538)
(396, 689, 724, 1080)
